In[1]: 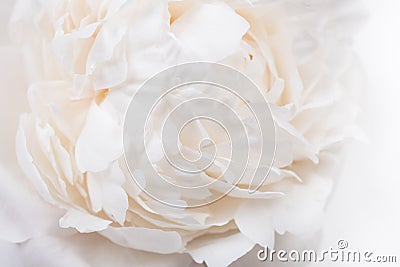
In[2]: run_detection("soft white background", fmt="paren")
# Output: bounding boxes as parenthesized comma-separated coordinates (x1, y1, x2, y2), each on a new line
(319, 0, 400, 265)
(0, 0, 399, 266)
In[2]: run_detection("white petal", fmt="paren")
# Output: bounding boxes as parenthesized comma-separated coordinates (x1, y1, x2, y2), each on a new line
(86, 9, 128, 75)
(187, 232, 254, 267)
(86, 173, 102, 213)
(59, 209, 111, 233)
(16, 114, 53, 202)
(87, 162, 128, 224)
(92, 41, 128, 90)
(171, 3, 250, 62)
(28, 81, 92, 143)
(125, 0, 183, 81)
(51, 137, 74, 185)
(235, 201, 275, 247)
(268, 165, 333, 236)
(50, 26, 99, 75)
(75, 101, 123, 172)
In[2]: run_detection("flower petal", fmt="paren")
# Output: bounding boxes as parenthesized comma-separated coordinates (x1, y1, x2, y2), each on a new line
(171, 3, 250, 62)
(75, 101, 123, 172)
(59, 209, 111, 233)
(187, 231, 254, 267)
(16, 114, 53, 202)
(87, 161, 128, 224)
(234, 201, 275, 247)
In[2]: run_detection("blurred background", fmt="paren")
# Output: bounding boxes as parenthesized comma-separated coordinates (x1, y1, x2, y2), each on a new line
(319, 0, 400, 265)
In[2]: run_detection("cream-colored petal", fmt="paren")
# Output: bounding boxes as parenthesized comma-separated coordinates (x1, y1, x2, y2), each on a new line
(75, 101, 123, 172)
(187, 231, 254, 267)
(172, 3, 250, 62)
(87, 162, 128, 224)
(59, 209, 111, 233)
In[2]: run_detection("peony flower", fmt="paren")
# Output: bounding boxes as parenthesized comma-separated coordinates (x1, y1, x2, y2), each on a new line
(3, 0, 364, 266)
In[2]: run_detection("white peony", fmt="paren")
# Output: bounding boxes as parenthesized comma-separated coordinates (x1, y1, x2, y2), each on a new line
(2, 0, 365, 266)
